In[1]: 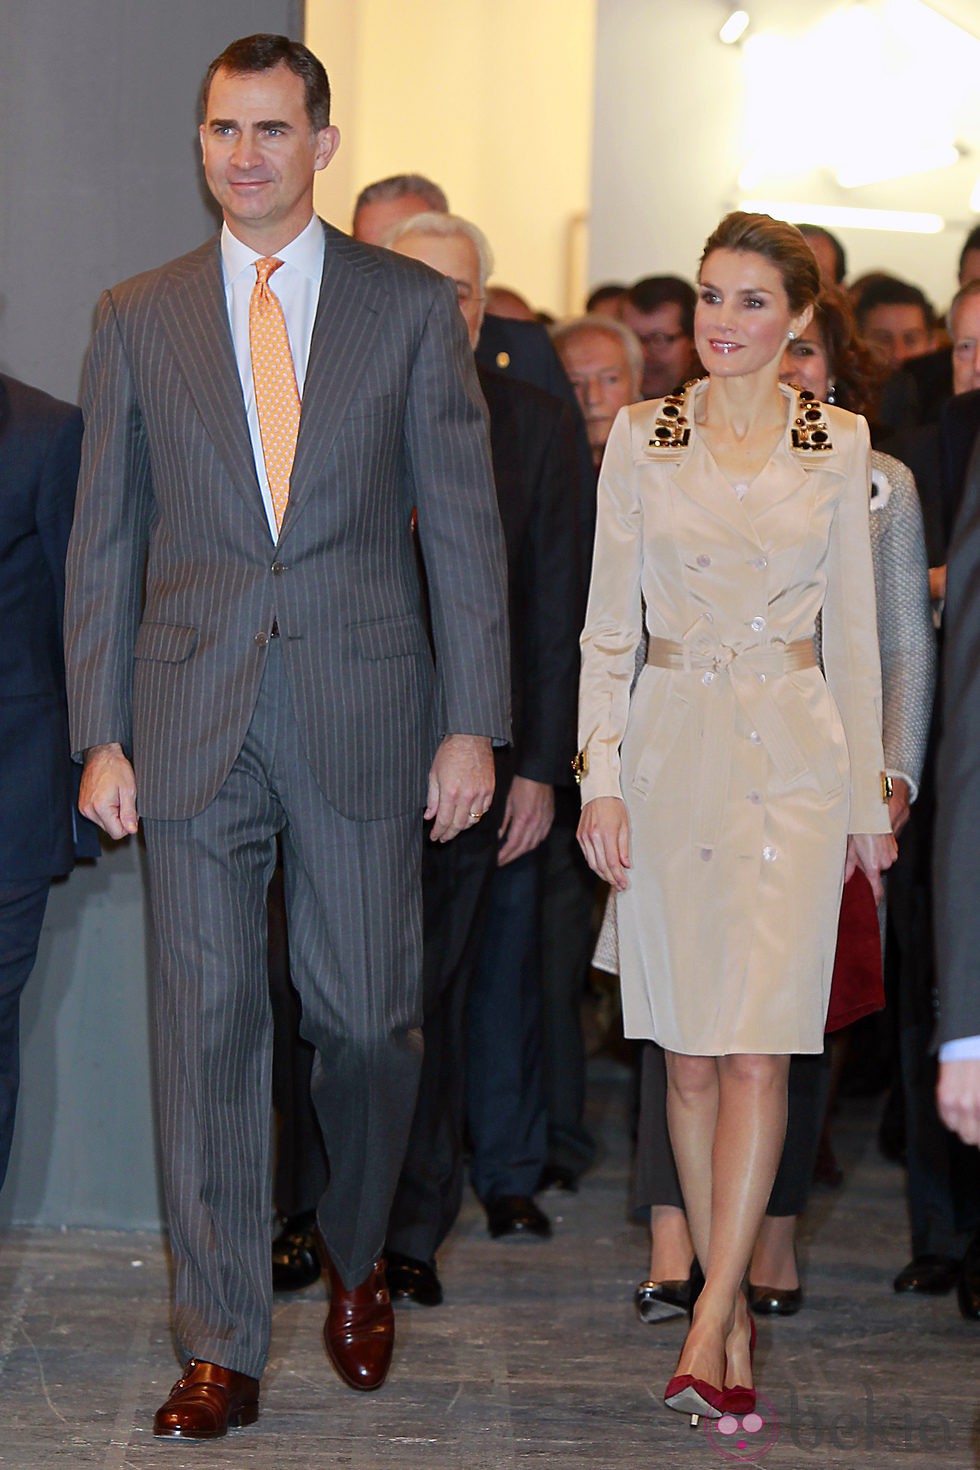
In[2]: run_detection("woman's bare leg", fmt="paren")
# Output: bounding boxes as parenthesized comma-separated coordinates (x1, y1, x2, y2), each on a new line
(665, 1050, 790, 1392)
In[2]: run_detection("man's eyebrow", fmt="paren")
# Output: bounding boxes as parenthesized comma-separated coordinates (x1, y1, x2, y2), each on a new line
(206, 116, 294, 130)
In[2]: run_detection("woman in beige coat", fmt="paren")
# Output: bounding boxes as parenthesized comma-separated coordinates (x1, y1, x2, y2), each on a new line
(576, 213, 896, 1421)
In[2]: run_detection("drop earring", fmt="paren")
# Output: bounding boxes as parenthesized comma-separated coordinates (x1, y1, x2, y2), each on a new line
(826, 381, 836, 404)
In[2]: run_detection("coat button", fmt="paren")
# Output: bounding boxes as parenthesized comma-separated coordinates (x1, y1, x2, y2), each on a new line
(750, 616, 766, 632)
(697, 554, 711, 567)
(749, 731, 761, 744)
(271, 561, 285, 575)
(751, 556, 767, 570)
(254, 632, 269, 647)
(763, 845, 779, 862)
(700, 847, 712, 861)
(702, 670, 715, 685)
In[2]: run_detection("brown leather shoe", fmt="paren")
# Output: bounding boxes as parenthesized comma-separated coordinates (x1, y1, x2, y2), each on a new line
(323, 1254, 394, 1391)
(152, 1358, 259, 1439)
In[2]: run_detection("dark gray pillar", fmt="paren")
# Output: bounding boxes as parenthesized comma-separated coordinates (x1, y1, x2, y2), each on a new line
(0, 0, 301, 1229)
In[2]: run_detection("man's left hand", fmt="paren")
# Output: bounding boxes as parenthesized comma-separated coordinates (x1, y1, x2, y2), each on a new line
(937, 1058, 980, 1146)
(496, 777, 554, 866)
(426, 734, 495, 842)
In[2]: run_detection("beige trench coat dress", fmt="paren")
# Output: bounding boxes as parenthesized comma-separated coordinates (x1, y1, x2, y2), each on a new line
(577, 381, 891, 1055)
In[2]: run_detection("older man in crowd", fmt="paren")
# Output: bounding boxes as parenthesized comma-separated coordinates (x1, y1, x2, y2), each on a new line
(552, 315, 643, 469)
(524, 312, 645, 1194)
(383, 210, 580, 1288)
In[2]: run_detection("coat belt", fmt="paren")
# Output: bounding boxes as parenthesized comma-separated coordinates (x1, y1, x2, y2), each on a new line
(645, 635, 838, 848)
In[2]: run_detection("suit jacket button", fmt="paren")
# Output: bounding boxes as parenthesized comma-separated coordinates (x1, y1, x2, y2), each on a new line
(254, 632, 269, 647)
(271, 561, 285, 575)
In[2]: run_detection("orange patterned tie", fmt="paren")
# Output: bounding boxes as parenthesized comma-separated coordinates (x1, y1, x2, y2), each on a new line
(249, 257, 301, 533)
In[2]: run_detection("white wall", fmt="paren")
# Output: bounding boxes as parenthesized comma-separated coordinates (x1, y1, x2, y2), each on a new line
(588, 0, 979, 313)
(307, 0, 597, 315)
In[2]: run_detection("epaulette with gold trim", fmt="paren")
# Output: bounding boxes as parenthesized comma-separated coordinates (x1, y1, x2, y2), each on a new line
(790, 389, 833, 452)
(646, 379, 702, 451)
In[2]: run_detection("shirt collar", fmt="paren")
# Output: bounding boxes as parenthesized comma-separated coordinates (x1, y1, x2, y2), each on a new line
(220, 215, 324, 287)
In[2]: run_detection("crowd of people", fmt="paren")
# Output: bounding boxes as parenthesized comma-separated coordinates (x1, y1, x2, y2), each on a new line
(2, 28, 979, 1443)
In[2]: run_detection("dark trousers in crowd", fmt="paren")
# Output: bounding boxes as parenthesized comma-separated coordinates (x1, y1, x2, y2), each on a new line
(0, 880, 51, 1190)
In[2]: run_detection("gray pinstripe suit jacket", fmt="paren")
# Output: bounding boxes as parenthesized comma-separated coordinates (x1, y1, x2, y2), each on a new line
(65, 222, 510, 822)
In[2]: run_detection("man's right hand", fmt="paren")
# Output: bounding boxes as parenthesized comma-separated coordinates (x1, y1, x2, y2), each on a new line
(80, 743, 139, 839)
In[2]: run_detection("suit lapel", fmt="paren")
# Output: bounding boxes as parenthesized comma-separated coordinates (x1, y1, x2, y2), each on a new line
(282, 224, 386, 534)
(156, 238, 263, 523)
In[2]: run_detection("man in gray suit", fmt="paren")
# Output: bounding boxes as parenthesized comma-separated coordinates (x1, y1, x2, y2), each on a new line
(64, 33, 508, 1439)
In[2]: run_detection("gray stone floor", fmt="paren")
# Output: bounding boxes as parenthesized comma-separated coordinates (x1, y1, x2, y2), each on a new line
(1, 1055, 977, 1469)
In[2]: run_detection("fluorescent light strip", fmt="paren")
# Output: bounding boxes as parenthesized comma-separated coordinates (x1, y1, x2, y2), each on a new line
(834, 142, 960, 189)
(739, 200, 945, 234)
(719, 10, 750, 44)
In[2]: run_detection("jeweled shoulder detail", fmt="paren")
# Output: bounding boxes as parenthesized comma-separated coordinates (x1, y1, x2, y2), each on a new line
(646, 379, 701, 451)
(790, 389, 833, 453)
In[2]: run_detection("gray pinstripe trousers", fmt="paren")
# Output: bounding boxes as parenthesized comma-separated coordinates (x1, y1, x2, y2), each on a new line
(143, 641, 423, 1379)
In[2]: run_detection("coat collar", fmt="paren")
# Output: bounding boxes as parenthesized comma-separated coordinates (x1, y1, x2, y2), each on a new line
(637, 378, 846, 544)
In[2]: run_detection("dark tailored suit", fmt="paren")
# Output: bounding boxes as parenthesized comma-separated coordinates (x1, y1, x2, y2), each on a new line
(270, 366, 581, 1261)
(478, 316, 601, 1185)
(936, 425, 980, 1047)
(0, 375, 99, 1189)
(64, 222, 510, 1380)
(453, 368, 581, 1216)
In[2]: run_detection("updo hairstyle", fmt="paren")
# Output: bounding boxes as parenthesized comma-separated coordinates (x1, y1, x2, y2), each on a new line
(699, 212, 821, 316)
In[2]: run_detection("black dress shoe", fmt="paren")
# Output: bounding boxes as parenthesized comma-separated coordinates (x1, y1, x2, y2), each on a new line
(484, 1194, 551, 1239)
(748, 1282, 803, 1316)
(538, 1164, 578, 1193)
(957, 1238, 980, 1320)
(634, 1279, 689, 1322)
(271, 1211, 322, 1292)
(385, 1251, 443, 1307)
(893, 1254, 961, 1295)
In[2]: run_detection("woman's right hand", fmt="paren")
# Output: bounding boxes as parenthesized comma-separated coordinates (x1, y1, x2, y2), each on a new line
(577, 796, 631, 890)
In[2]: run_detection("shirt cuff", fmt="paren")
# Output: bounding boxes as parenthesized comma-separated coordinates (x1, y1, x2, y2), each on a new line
(939, 1035, 980, 1061)
(886, 768, 918, 804)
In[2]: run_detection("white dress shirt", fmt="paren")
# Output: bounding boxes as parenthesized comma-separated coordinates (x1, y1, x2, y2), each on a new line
(940, 1035, 980, 1060)
(220, 215, 325, 542)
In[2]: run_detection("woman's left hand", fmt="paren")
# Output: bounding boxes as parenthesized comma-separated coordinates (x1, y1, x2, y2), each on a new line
(844, 832, 899, 904)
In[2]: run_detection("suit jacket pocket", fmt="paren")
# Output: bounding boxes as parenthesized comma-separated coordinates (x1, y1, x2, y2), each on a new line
(627, 689, 691, 799)
(344, 391, 398, 421)
(134, 622, 199, 663)
(352, 614, 426, 660)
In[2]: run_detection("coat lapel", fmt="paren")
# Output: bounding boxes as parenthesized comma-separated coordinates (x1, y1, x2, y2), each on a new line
(156, 238, 263, 523)
(281, 223, 386, 535)
(662, 382, 848, 548)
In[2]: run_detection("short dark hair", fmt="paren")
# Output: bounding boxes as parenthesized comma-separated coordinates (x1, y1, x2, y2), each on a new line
(586, 282, 627, 312)
(699, 212, 820, 315)
(808, 288, 887, 420)
(959, 225, 980, 279)
(798, 224, 847, 285)
(854, 274, 934, 332)
(202, 34, 331, 132)
(354, 174, 449, 217)
(625, 276, 697, 338)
